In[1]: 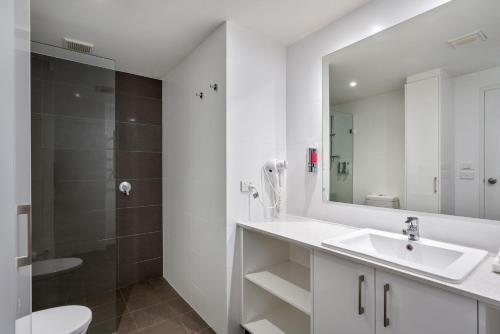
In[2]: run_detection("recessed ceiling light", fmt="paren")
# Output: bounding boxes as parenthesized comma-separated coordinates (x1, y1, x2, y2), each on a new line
(349, 81, 357, 87)
(74, 92, 81, 98)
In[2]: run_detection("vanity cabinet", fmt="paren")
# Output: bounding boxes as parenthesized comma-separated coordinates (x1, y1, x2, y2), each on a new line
(314, 251, 375, 334)
(314, 250, 477, 334)
(375, 270, 477, 334)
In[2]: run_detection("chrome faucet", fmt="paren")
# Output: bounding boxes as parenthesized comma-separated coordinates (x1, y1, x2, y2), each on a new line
(403, 217, 419, 241)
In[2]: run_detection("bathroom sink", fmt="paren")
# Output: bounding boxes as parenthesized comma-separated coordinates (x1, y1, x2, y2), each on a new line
(322, 229, 488, 283)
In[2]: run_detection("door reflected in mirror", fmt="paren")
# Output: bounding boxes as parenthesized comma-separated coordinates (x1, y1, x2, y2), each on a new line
(323, 0, 500, 220)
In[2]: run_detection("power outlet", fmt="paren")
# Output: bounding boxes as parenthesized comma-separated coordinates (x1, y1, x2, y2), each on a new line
(459, 170, 475, 180)
(240, 180, 254, 192)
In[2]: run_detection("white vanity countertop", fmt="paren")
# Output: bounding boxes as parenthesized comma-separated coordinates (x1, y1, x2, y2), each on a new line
(237, 215, 500, 308)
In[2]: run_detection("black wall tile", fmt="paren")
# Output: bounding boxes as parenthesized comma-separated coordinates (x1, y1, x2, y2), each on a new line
(115, 72, 163, 287)
(40, 56, 115, 91)
(118, 152, 161, 179)
(116, 94, 162, 125)
(54, 180, 116, 212)
(54, 210, 116, 245)
(42, 82, 115, 121)
(118, 258, 163, 287)
(118, 123, 161, 152)
(116, 72, 162, 99)
(41, 115, 115, 150)
(117, 179, 162, 208)
(31, 79, 43, 115)
(117, 206, 162, 237)
(118, 232, 162, 265)
(54, 149, 114, 181)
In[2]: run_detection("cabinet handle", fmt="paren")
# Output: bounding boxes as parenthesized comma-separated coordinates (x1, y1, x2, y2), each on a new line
(383, 284, 390, 327)
(358, 275, 365, 315)
(433, 177, 438, 194)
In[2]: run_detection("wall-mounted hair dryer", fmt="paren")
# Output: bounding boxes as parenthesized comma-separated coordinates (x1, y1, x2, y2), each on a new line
(264, 159, 288, 188)
(254, 159, 287, 218)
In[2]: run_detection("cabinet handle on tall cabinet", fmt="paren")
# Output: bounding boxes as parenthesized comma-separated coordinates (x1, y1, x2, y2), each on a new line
(383, 284, 390, 327)
(433, 177, 438, 194)
(358, 275, 365, 315)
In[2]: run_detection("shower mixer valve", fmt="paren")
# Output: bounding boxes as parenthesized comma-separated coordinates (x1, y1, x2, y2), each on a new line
(119, 181, 132, 196)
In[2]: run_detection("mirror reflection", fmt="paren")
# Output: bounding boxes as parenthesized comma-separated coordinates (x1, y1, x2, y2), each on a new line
(323, 0, 500, 220)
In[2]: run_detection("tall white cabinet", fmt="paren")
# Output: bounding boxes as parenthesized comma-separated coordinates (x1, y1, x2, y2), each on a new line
(405, 69, 454, 214)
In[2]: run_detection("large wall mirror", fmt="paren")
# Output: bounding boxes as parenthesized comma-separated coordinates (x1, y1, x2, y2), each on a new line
(322, 0, 500, 220)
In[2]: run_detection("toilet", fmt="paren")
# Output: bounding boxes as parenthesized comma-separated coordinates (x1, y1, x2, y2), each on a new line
(366, 194, 400, 209)
(16, 306, 92, 334)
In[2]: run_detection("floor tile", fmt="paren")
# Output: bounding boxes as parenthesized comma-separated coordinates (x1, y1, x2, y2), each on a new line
(148, 277, 168, 289)
(121, 281, 157, 300)
(88, 313, 137, 334)
(178, 311, 209, 333)
(131, 302, 177, 330)
(124, 293, 163, 312)
(86, 290, 123, 308)
(167, 297, 194, 316)
(137, 318, 189, 334)
(91, 298, 127, 324)
(154, 284, 180, 301)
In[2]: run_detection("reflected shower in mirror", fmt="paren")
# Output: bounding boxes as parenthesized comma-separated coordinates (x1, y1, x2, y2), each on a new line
(323, 0, 500, 220)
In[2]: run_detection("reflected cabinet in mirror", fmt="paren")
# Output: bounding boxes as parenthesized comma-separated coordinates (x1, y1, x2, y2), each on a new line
(323, 0, 500, 220)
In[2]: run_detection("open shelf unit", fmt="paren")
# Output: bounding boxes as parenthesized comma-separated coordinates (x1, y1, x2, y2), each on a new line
(241, 229, 312, 334)
(245, 261, 311, 315)
(242, 305, 310, 334)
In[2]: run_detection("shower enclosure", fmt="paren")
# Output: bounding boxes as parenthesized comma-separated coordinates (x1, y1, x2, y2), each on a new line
(31, 43, 119, 332)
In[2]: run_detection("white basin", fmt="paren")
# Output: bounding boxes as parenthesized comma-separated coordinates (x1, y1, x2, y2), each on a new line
(322, 229, 488, 283)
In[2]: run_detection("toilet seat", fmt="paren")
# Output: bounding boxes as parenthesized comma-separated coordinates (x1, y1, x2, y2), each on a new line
(16, 306, 92, 334)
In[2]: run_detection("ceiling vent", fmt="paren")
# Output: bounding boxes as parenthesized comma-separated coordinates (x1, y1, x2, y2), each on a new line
(447, 30, 487, 48)
(63, 37, 94, 54)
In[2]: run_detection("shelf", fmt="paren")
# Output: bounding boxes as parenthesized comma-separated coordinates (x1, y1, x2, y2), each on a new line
(242, 305, 310, 334)
(245, 261, 311, 315)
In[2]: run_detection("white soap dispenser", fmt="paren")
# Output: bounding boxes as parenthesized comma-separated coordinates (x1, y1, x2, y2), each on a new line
(492, 248, 500, 274)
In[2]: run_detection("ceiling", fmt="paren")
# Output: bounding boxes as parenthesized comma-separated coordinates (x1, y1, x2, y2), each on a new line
(327, 0, 500, 105)
(31, 0, 370, 79)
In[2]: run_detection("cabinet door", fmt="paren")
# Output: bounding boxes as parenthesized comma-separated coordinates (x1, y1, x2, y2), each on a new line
(376, 270, 477, 334)
(405, 76, 440, 213)
(313, 251, 375, 334)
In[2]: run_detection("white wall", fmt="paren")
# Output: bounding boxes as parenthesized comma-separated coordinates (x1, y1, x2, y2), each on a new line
(334, 89, 405, 206)
(454, 66, 500, 218)
(226, 22, 286, 334)
(163, 22, 286, 334)
(286, 0, 500, 253)
(163, 24, 227, 333)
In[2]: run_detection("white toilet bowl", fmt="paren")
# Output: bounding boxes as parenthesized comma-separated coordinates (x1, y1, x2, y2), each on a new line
(16, 305, 92, 334)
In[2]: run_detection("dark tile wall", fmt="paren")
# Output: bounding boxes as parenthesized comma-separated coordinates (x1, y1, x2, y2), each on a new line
(31, 56, 163, 315)
(31, 54, 118, 310)
(116, 72, 163, 287)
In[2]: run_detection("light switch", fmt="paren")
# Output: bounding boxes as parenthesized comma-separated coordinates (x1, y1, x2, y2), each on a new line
(459, 170, 475, 180)
(459, 161, 474, 170)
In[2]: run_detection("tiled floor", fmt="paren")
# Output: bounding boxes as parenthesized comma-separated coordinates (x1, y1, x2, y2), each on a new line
(87, 277, 215, 334)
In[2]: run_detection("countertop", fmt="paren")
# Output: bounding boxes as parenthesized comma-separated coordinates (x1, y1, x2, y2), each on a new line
(237, 215, 500, 309)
